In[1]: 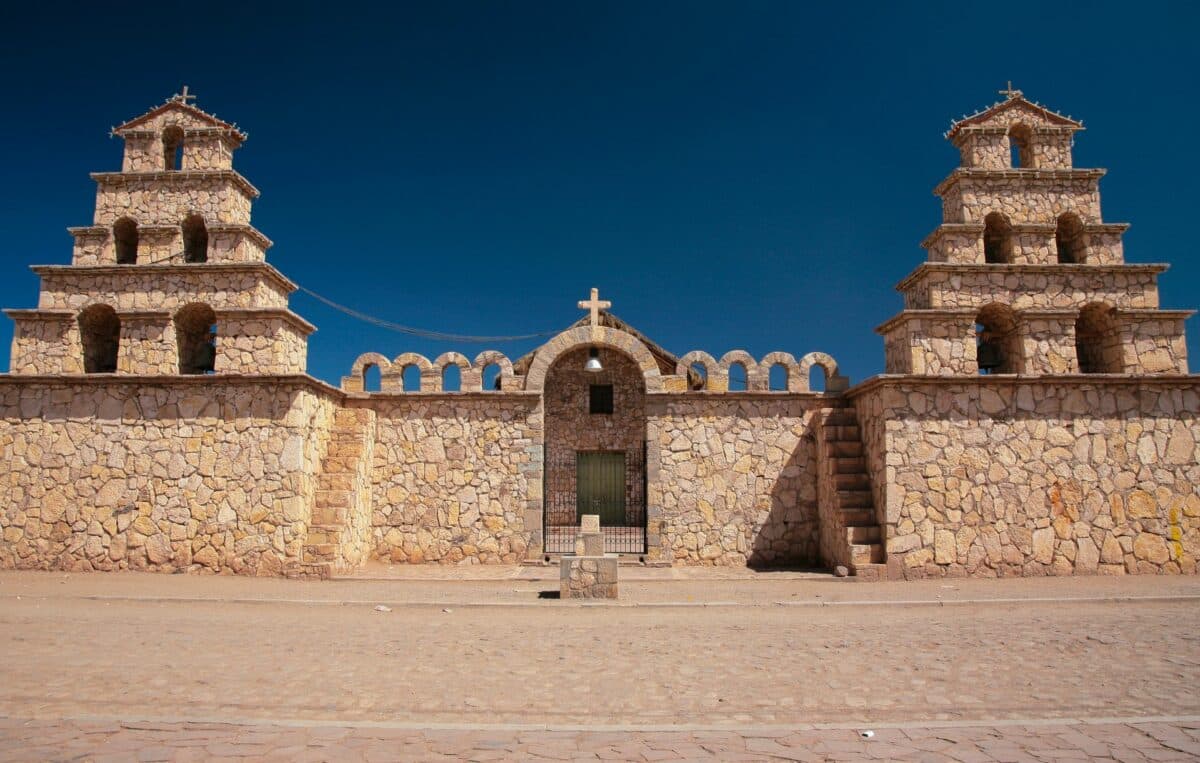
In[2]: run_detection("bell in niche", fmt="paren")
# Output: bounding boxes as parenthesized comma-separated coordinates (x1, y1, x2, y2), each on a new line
(977, 340, 1004, 372)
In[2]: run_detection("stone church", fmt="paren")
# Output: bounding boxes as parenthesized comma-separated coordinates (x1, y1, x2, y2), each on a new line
(1, 88, 1196, 579)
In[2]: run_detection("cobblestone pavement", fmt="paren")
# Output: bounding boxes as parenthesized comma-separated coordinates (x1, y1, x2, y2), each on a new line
(2, 717, 1200, 761)
(1, 572, 1199, 760)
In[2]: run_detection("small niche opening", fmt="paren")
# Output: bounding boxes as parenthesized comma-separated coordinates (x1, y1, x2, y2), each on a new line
(162, 125, 185, 171)
(402, 364, 422, 392)
(768, 363, 788, 391)
(362, 364, 381, 392)
(728, 362, 748, 391)
(182, 214, 208, 263)
(113, 217, 139, 264)
(442, 364, 462, 392)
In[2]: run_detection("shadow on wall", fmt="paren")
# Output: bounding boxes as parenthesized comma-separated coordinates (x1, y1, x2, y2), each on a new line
(734, 409, 820, 569)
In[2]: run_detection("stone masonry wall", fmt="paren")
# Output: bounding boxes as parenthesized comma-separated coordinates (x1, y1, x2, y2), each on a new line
(368, 394, 541, 564)
(902, 267, 1162, 311)
(93, 174, 254, 228)
(852, 378, 1200, 579)
(9, 316, 78, 374)
(0, 379, 336, 575)
(11, 311, 309, 376)
(647, 395, 821, 566)
(36, 268, 290, 311)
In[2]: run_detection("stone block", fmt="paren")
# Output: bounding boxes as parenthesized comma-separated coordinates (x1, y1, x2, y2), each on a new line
(581, 533, 605, 557)
(559, 554, 619, 599)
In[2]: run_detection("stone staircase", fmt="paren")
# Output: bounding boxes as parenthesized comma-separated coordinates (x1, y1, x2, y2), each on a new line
(299, 408, 375, 579)
(817, 406, 887, 580)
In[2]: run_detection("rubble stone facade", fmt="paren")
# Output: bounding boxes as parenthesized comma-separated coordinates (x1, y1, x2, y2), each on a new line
(0, 89, 1195, 578)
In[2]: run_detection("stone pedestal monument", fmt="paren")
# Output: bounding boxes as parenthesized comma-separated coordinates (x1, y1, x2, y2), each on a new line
(559, 515, 619, 599)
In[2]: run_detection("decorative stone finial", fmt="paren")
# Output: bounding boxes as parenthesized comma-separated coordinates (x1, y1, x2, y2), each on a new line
(577, 287, 611, 327)
(998, 81, 1022, 100)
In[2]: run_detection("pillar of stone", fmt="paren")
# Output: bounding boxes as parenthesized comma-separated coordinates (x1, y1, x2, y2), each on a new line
(559, 514, 618, 599)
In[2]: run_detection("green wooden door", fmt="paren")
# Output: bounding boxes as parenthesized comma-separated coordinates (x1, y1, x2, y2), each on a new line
(576, 452, 626, 527)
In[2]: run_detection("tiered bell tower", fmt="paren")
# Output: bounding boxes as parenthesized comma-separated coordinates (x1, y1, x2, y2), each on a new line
(5, 89, 313, 376)
(877, 86, 1191, 377)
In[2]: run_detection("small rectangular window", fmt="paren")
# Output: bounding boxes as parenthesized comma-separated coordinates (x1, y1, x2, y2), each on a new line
(589, 384, 614, 414)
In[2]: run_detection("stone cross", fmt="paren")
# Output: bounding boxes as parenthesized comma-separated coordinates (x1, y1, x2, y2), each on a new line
(999, 81, 1021, 99)
(174, 85, 197, 105)
(578, 287, 611, 327)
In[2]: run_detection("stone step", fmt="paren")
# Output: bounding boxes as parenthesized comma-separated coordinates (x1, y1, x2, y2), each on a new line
(326, 443, 365, 458)
(841, 508, 876, 527)
(322, 456, 363, 472)
(320, 473, 356, 491)
(334, 408, 372, 427)
(851, 562, 887, 581)
(849, 542, 885, 567)
(846, 525, 881, 544)
(303, 543, 337, 559)
(311, 505, 348, 525)
(315, 490, 351, 508)
(837, 489, 873, 508)
(821, 425, 861, 442)
(831, 441, 863, 458)
(823, 412, 858, 427)
(833, 457, 867, 475)
(297, 562, 333, 580)
(306, 528, 342, 545)
(834, 473, 870, 491)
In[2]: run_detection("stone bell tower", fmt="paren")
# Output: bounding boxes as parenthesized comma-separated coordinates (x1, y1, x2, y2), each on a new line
(877, 86, 1191, 376)
(5, 88, 313, 376)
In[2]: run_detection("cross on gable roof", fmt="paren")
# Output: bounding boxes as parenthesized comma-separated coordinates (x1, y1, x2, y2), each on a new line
(112, 93, 247, 143)
(946, 91, 1083, 140)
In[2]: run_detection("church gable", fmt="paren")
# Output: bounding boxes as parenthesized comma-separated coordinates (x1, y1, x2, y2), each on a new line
(947, 87, 1083, 140)
(113, 90, 246, 142)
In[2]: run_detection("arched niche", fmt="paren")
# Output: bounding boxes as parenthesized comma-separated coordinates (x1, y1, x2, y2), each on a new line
(675, 350, 721, 391)
(392, 352, 433, 392)
(473, 350, 514, 391)
(79, 304, 120, 373)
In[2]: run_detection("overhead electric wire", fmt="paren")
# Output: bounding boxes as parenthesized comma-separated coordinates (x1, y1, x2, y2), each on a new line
(116, 249, 565, 343)
(294, 285, 566, 343)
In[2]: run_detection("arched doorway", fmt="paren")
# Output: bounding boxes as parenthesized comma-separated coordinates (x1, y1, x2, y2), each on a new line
(543, 345, 647, 554)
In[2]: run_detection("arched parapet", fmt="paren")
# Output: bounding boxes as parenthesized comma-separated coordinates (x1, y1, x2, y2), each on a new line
(798, 351, 849, 393)
(524, 325, 664, 393)
(759, 351, 802, 392)
(343, 352, 392, 393)
(392, 352, 434, 392)
(719, 350, 763, 391)
(433, 351, 477, 392)
(675, 350, 725, 392)
(473, 350, 515, 391)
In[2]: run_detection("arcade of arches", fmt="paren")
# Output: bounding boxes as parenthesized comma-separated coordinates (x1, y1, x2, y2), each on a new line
(0, 89, 1197, 581)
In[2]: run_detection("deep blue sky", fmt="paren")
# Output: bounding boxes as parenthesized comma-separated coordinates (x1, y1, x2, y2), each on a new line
(2, 1, 1197, 387)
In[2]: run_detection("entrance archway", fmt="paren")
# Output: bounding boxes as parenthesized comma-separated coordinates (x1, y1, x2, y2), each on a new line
(543, 345, 647, 554)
